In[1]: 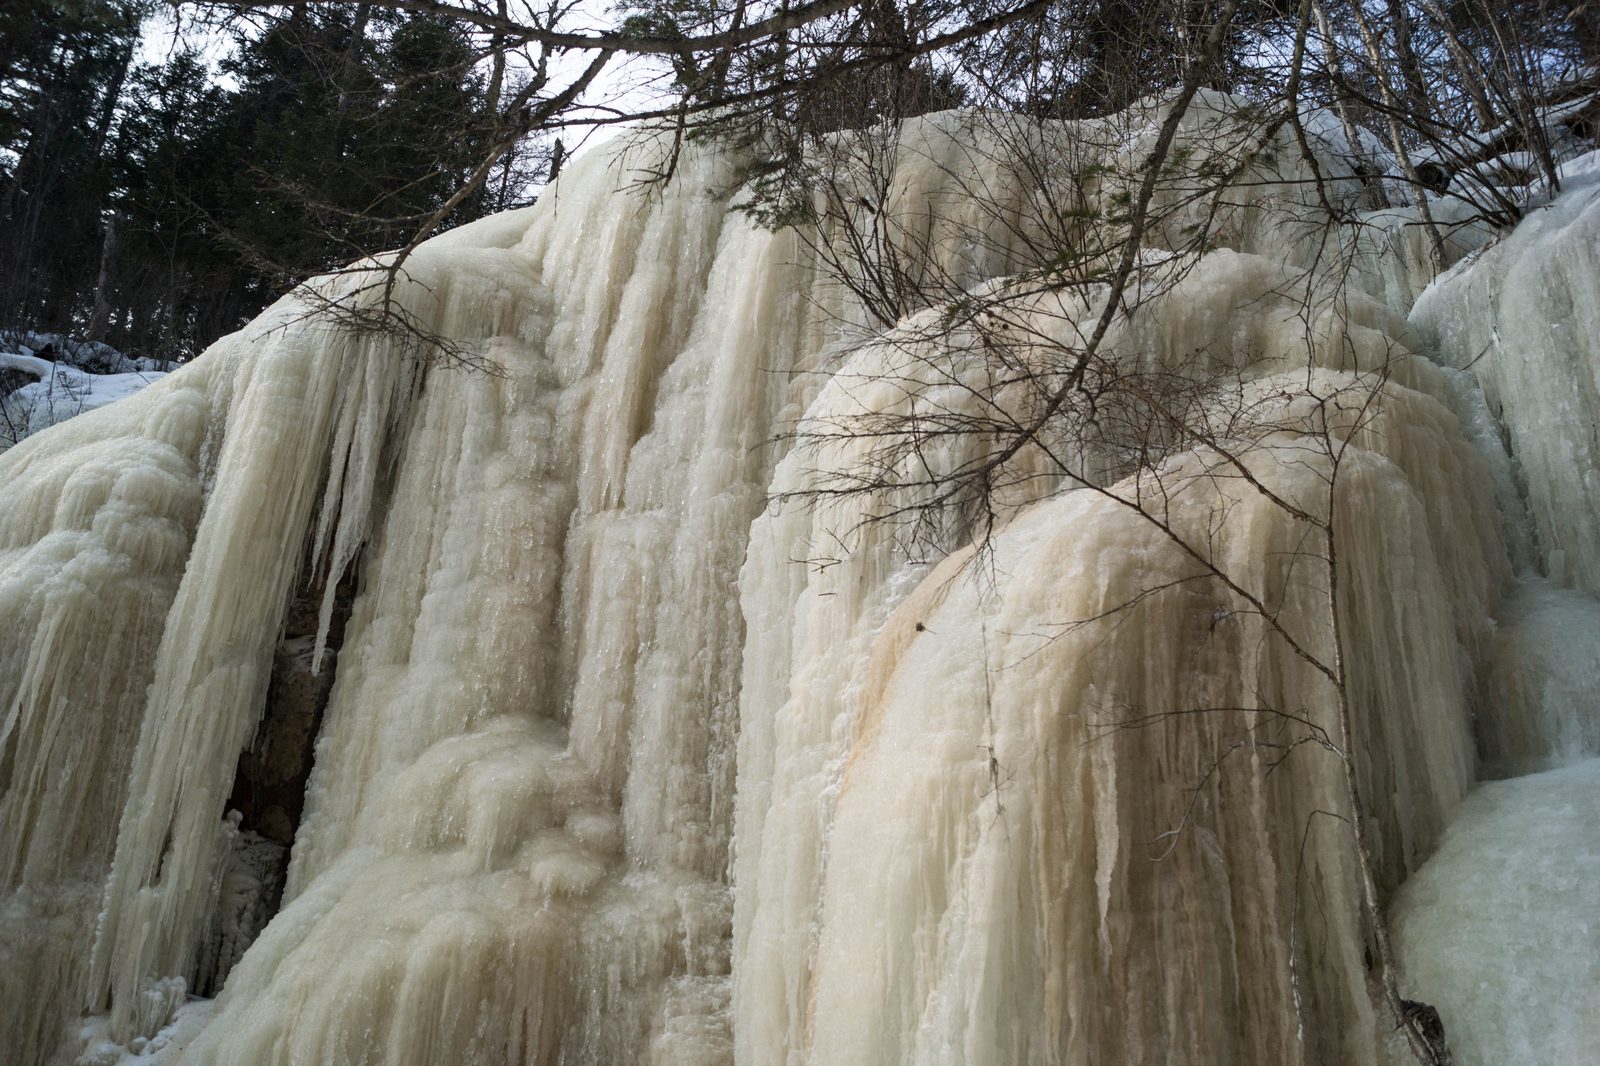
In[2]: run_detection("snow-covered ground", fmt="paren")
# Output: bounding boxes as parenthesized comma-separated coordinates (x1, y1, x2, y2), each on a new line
(0, 338, 169, 447)
(1392, 760, 1600, 1064)
(76, 995, 217, 1066)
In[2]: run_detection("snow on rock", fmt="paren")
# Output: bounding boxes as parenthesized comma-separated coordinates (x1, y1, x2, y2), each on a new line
(2, 331, 165, 373)
(1, 349, 169, 448)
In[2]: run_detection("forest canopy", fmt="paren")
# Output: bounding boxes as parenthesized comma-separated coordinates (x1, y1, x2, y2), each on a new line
(1, 0, 1595, 362)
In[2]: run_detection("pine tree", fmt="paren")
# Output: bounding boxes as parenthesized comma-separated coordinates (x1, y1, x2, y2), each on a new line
(0, 1, 146, 336)
(0, 2, 501, 362)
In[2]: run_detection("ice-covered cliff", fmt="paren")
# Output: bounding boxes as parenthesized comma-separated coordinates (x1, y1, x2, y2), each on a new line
(0, 100, 1595, 1066)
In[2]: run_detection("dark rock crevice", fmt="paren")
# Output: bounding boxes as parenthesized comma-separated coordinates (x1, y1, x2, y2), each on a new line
(195, 571, 357, 996)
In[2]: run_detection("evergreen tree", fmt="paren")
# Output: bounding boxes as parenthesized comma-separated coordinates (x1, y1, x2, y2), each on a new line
(0, 2, 499, 362)
(0, 1, 145, 336)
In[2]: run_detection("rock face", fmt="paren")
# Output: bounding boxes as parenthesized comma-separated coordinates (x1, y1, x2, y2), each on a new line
(0, 101, 1595, 1066)
(233, 637, 330, 846)
(227, 578, 353, 851)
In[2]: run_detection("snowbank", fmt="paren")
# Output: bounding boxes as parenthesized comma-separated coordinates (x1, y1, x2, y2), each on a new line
(1, 347, 168, 448)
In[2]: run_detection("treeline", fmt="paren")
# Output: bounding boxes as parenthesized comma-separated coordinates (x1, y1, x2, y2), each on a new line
(0, 1, 535, 363)
(5, 0, 1596, 363)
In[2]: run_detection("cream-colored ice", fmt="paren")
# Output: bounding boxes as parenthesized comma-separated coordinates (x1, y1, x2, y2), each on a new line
(0, 97, 1593, 1066)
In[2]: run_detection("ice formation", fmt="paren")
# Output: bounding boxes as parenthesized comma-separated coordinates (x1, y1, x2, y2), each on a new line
(1411, 161, 1600, 590)
(0, 95, 1595, 1066)
(1389, 760, 1600, 1064)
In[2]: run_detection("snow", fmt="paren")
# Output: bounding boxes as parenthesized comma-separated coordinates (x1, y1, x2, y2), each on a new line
(77, 997, 218, 1065)
(1, 347, 169, 447)
(1557, 147, 1600, 184)
(0, 352, 55, 378)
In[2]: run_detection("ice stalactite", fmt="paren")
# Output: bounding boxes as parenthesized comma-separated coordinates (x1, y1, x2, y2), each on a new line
(108, 137, 838, 1066)
(1, 223, 438, 1060)
(0, 369, 208, 1063)
(745, 453, 1461, 1066)
(84, 308, 422, 1044)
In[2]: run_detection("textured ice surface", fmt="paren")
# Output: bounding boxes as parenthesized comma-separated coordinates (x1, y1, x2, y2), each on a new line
(1477, 581, 1600, 775)
(1412, 167, 1600, 591)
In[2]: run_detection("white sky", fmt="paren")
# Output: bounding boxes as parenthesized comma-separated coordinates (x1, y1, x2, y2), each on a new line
(133, 2, 673, 160)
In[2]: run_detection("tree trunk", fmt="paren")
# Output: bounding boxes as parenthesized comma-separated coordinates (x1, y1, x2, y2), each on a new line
(336, 3, 373, 116)
(87, 210, 123, 343)
(1418, 0, 1495, 129)
(1312, 0, 1388, 208)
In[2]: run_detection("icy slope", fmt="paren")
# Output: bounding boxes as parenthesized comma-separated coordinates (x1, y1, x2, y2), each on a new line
(1411, 167, 1600, 591)
(1385, 154, 1600, 1066)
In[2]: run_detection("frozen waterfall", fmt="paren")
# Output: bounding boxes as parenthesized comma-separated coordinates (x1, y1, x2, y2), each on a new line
(0, 100, 1596, 1066)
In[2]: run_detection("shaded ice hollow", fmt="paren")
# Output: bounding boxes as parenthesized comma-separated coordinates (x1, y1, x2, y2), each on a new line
(0, 97, 1594, 1065)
